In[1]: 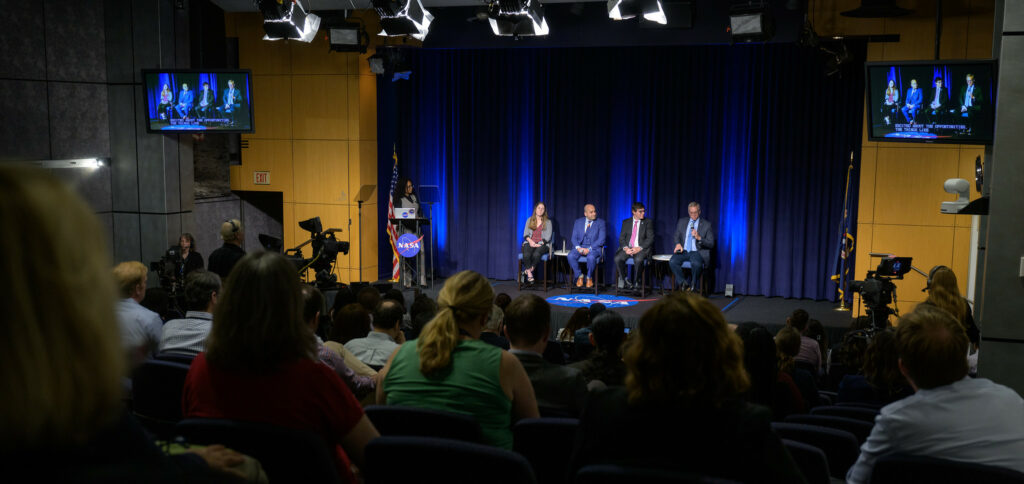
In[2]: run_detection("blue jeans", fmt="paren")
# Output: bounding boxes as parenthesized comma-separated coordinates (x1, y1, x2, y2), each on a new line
(668, 251, 703, 289)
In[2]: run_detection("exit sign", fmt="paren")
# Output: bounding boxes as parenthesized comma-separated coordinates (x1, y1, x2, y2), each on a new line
(254, 171, 271, 185)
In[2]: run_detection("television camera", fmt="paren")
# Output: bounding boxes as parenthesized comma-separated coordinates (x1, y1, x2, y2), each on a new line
(849, 256, 912, 330)
(284, 216, 350, 288)
(150, 246, 185, 295)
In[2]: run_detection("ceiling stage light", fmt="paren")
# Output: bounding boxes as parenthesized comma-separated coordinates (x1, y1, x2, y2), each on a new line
(608, 0, 667, 25)
(257, 0, 320, 43)
(488, 0, 549, 37)
(373, 0, 434, 41)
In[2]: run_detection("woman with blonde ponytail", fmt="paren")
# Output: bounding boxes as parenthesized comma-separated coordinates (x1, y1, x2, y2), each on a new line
(377, 271, 538, 448)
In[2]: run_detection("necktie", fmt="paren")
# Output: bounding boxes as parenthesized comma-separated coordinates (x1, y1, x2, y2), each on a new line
(685, 222, 695, 252)
(629, 220, 639, 247)
(585, 221, 591, 233)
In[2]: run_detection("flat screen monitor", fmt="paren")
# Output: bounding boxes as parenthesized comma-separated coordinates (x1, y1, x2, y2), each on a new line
(865, 60, 996, 144)
(142, 69, 254, 133)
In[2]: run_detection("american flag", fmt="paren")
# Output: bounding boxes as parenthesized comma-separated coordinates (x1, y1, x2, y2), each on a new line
(386, 148, 401, 281)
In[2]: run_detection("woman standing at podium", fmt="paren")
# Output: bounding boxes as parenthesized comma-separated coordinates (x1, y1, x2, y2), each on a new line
(394, 177, 426, 287)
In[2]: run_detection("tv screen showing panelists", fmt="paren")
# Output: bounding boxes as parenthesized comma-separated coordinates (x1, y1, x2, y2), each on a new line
(142, 69, 254, 133)
(865, 60, 996, 145)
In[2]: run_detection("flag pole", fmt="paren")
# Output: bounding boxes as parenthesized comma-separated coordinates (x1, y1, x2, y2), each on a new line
(836, 152, 854, 311)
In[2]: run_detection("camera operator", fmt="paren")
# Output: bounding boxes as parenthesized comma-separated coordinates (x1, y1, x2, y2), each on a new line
(208, 219, 245, 280)
(175, 233, 205, 282)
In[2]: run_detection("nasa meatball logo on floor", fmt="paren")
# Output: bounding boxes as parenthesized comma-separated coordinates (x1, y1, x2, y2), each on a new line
(546, 294, 650, 308)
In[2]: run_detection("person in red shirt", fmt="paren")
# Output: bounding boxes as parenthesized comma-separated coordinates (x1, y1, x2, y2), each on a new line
(183, 251, 379, 482)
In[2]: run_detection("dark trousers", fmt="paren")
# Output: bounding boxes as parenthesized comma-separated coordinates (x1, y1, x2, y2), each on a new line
(614, 249, 649, 283)
(668, 251, 704, 289)
(522, 244, 546, 271)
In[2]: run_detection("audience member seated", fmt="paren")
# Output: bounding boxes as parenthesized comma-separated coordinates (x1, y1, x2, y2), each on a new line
(345, 300, 405, 368)
(776, 327, 821, 409)
(302, 286, 375, 400)
(329, 285, 356, 320)
(826, 318, 871, 391)
(558, 307, 590, 343)
(735, 322, 805, 420)
(479, 305, 510, 350)
(159, 270, 220, 356)
(183, 251, 380, 482)
(494, 292, 512, 312)
(837, 329, 912, 406)
(570, 311, 627, 390)
(846, 305, 1024, 483)
(572, 303, 605, 362)
(805, 319, 829, 369)
(405, 294, 438, 340)
(113, 261, 163, 368)
(569, 292, 804, 482)
(356, 286, 381, 315)
(330, 303, 371, 345)
(377, 271, 539, 449)
(505, 294, 588, 416)
(787, 309, 822, 375)
(0, 166, 251, 481)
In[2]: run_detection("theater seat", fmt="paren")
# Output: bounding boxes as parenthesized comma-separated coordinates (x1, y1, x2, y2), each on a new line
(810, 405, 880, 424)
(771, 422, 860, 479)
(131, 359, 190, 440)
(780, 439, 831, 484)
(784, 414, 874, 444)
(364, 404, 483, 443)
(365, 436, 536, 484)
(870, 453, 1024, 484)
(513, 418, 579, 484)
(574, 464, 741, 484)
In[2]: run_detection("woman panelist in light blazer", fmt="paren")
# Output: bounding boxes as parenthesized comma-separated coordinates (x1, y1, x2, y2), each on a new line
(521, 202, 552, 284)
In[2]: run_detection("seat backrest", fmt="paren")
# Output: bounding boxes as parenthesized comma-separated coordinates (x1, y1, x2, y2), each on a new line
(176, 418, 341, 483)
(363, 404, 484, 443)
(870, 453, 1024, 484)
(131, 359, 190, 438)
(784, 414, 874, 444)
(780, 439, 831, 484)
(810, 405, 880, 424)
(771, 422, 860, 479)
(513, 418, 580, 484)
(835, 401, 886, 411)
(574, 464, 740, 484)
(153, 351, 196, 365)
(365, 435, 536, 484)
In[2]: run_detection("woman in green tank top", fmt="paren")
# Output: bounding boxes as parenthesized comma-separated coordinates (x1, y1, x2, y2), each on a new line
(377, 271, 539, 449)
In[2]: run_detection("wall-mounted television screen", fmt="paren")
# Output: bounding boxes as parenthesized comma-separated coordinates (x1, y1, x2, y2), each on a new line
(865, 60, 996, 144)
(142, 69, 254, 133)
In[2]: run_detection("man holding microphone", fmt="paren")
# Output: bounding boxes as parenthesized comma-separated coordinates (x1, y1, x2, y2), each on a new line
(668, 202, 715, 292)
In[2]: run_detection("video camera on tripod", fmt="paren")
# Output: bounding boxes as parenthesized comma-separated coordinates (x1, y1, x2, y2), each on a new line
(283, 216, 350, 287)
(849, 256, 913, 330)
(150, 246, 184, 294)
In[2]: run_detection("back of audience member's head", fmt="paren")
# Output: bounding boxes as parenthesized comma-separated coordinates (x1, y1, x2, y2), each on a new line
(410, 293, 437, 321)
(504, 294, 551, 348)
(896, 305, 968, 389)
(373, 299, 405, 331)
(330, 285, 355, 317)
(924, 267, 967, 323)
(494, 293, 512, 312)
(774, 327, 802, 373)
(382, 289, 406, 312)
(589, 303, 607, 320)
(356, 286, 381, 313)
(805, 319, 828, 361)
(734, 322, 778, 407)
(0, 166, 123, 451)
(408, 311, 434, 341)
(788, 309, 810, 332)
(206, 251, 315, 372)
(483, 305, 504, 333)
(862, 329, 907, 395)
(113, 261, 148, 299)
(184, 270, 221, 312)
(835, 329, 870, 372)
(418, 271, 494, 375)
(625, 292, 749, 407)
(590, 311, 626, 354)
(329, 303, 371, 344)
(561, 307, 591, 341)
(300, 285, 325, 325)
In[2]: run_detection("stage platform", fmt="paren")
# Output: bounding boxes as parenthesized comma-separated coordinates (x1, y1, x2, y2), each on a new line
(399, 278, 863, 345)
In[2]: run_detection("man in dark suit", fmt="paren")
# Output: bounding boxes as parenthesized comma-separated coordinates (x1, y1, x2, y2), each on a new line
(505, 294, 587, 417)
(614, 202, 654, 290)
(926, 76, 950, 123)
(668, 202, 715, 291)
(568, 204, 606, 289)
(957, 73, 983, 134)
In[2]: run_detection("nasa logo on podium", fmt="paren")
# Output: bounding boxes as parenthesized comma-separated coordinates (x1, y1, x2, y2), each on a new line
(545, 294, 655, 309)
(397, 233, 423, 258)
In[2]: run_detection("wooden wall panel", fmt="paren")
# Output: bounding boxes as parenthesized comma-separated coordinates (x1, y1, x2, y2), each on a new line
(951, 226, 973, 290)
(292, 140, 350, 204)
(248, 75, 293, 140)
(346, 75, 361, 140)
(859, 146, 876, 223)
(232, 139, 293, 197)
(358, 74, 378, 141)
(871, 224, 956, 304)
(290, 36, 353, 76)
(873, 147, 959, 227)
(292, 75, 349, 140)
(235, 14, 291, 76)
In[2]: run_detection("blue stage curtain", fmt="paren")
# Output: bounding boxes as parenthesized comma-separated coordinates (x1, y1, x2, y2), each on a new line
(378, 43, 865, 300)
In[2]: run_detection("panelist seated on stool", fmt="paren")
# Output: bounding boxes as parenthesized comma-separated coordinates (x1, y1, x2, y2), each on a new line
(614, 202, 653, 291)
(568, 204, 606, 289)
(668, 201, 714, 291)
